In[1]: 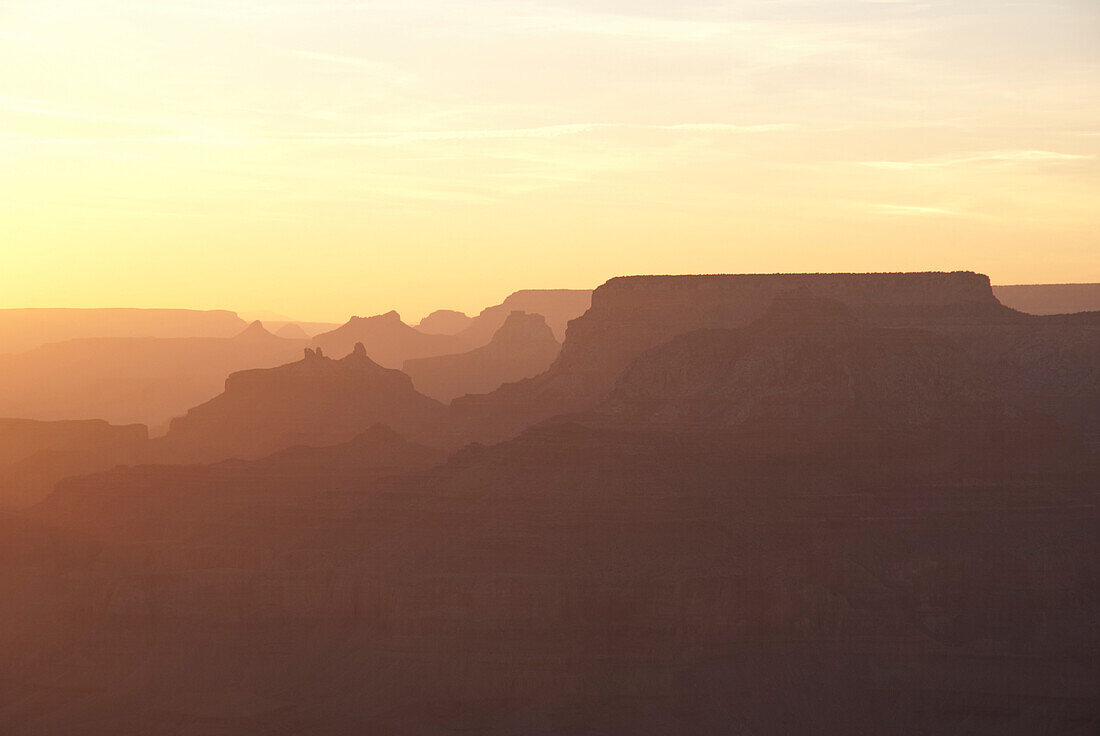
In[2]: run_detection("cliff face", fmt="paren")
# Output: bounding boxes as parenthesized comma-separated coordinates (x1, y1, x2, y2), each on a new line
(598, 297, 1008, 431)
(312, 311, 462, 367)
(161, 344, 445, 463)
(403, 311, 561, 402)
(453, 272, 1011, 443)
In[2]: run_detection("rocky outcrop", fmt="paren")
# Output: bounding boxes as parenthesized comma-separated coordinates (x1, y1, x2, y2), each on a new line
(160, 343, 445, 463)
(0, 308, 247, 355)
(0, 322, 306, 426)
(0, 418, 147, 507)
(403, 311, 561, 402)
(311, 311, 462, 367)
(416, 309, 472, 335)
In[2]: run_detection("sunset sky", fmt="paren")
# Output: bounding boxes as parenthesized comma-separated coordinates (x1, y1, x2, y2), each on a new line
(1, 0, 1097, 322)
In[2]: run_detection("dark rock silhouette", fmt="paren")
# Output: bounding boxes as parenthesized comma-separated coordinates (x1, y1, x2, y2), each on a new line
(416, 309, 472, 335)
(3, 294, 1095, 733)
(403, 311, 561, 402)
(0, 418, 147, 506)
(0, 307, 246, 355)
(311, 311, 463, 367)
(0, 273, 1097, 735)
(0, 321, 306, 426)
(159, 342, 446, 463)
(994, 283, 1100, 315)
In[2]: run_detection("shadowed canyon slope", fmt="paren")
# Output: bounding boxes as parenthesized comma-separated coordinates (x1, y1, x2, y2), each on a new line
(0, 418, 147, 507)
(159, 343, 445, 463)
(0, 321, 306, 427)
(1, 285, 1095, 735)
(403, 311, 561, 402)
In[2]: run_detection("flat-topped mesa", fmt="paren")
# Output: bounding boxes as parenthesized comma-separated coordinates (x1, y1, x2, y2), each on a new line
(558, 271, 1003, 378)
(451, 271, 1015, 444)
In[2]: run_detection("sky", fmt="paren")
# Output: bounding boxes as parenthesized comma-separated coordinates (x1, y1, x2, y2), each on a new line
(1, 0, 1097, 322)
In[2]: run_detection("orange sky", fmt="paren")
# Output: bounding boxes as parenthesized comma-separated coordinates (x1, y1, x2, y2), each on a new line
(1, 1, 1098, 322)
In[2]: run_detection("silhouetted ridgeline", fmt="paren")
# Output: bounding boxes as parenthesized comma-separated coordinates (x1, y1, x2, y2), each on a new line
(0, 271, 1097, 734)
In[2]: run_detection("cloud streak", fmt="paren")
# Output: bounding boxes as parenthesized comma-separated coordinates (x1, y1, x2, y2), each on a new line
(862, 150, 1095, 170)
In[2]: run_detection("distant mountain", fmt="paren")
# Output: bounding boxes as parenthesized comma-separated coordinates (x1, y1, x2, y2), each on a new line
(0, 321, 306, 426)
(275, 323, 310, 340)
(0, 307, 246, 355)
(311, 311, 463, 367)
(454, 288, 591, 345)
(403, 311, 561, 402)
(416, 309, 472, 335)
(159, 343, 445, 463)
(264, 321, 341, 337)
(0, 418, 147, 507)
(993, 283, 1100, 315)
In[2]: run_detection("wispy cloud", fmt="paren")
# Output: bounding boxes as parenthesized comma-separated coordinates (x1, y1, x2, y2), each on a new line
(0, 95, 155, 125)
(252, 122, 798, 143)
(862, 203, 964, 216)
(862, 150, 1095, 170)
(289, 50, 417, 85)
